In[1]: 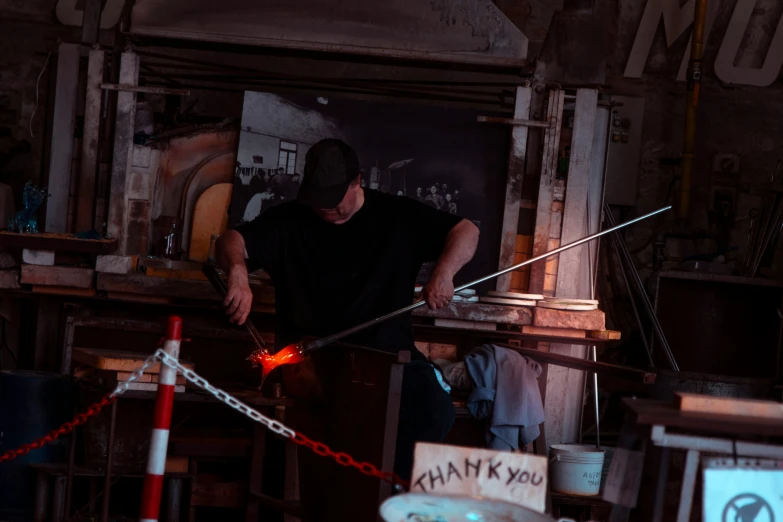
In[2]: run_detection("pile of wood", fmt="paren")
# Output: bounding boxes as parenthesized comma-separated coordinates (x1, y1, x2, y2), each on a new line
(73, 347, 194, 393)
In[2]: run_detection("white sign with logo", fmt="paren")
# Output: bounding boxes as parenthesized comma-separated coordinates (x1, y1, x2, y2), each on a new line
(703, 459, 783, 522)
(411, 442, 548, 513)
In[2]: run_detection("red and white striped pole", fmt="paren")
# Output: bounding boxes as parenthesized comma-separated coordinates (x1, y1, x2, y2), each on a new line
(140, 315, 182, 522)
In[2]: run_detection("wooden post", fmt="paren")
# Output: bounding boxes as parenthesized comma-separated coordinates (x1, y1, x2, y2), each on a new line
(80, 0, 104, 45)
(496, 87, 533, 291)
(544, 89, 600, 447)
(528, 90, 565, 295)
(45, 43, 80, 233)
(107, 51, 139, 254)
(75, 48, 105, 232)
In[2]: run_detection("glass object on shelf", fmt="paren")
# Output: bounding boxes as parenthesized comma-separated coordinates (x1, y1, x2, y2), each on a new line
(8, 182, 48, 234)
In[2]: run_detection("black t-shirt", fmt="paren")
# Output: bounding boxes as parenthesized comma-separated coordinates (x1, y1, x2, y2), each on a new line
(235, 189, 462, 356)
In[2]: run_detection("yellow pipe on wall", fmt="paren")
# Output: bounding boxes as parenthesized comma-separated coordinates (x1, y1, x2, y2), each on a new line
(679, 0, 708, 220)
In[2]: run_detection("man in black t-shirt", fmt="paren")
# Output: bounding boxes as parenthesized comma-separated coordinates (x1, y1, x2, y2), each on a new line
(216, 139, 479, 481)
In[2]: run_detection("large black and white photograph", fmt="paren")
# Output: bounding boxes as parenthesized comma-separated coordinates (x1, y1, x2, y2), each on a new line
(230, 91, 508, 283)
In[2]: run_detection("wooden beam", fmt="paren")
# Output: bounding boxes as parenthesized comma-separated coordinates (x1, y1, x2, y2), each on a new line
(21, 266, 95, 289)
(528, 90, 565, 295)
(107, 51, 139, 254)
(80, 0, 103, 45)
(45, 43, 80, 233)
(75, 49, 105, 232)
(100, 83, 190, 96)
(545, 88, 599, 448)
(496, 86, 532, 292)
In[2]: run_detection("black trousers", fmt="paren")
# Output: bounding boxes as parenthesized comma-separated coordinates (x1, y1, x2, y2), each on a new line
(393, 360, 456, 481)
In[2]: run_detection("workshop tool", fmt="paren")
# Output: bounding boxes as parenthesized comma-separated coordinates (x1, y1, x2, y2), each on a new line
(202, 263, 266, 350)
(250, 206, 673, 384)
(603, 202, 679, 371)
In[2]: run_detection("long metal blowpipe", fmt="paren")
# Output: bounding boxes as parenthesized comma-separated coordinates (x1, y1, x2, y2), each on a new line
(249, 206, 673, 382)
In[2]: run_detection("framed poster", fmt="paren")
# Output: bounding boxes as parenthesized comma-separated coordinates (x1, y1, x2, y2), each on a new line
(231, 91, 508, 286)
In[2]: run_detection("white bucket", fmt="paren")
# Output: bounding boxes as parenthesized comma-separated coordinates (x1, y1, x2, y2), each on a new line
(549, 444, 605, 496)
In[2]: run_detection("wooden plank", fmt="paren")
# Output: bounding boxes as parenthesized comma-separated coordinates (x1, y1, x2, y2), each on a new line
(22, 249, 55, 266)
(0, 269, 21, 289)
(412, 302, 532, 325)
(45, 43, 80, 233)
(548, 89, 600, 447)
(589, 329, 622, 340)
(165, 456, 190, 474)
(496, 343, 656, 384)
(529, 90, 565, 295)
(144, 267, 208, 281)
(112, 371, 152, 383)
(72, 347, 195, 373)
(32, 285, 97, 297)
(414, 342, 458, 361)
(522, 325, 587, 339)
(433, 319, 497, 331)
(675, 392, 783, 420)
(97, 273, 275, 304)
(497, 86, 533, 291)
(107, 51, 139, 254)
(22, 266, 94, 288)
(105, 292, 172, 305)
(80, 0, 103, 45)
(0, 232, 117, 253)
(533, 307, 605, 330)
(75, 49, 105, 232)
(96, 255, 134, 274)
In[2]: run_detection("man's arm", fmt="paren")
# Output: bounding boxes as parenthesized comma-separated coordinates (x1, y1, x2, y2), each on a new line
(422, 219, 479, 310)
(215, 230, 254, 325)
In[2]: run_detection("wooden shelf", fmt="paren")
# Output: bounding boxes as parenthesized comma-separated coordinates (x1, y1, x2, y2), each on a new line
(0, 231, 117, 253)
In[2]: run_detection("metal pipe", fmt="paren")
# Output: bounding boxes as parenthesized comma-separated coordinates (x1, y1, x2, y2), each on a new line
(678, 0, 708, 219)
(305, 206, 672, 353)
(604, 203, 679, 370)
(101, 399, 117, 522)
(611, 236, 653, 365)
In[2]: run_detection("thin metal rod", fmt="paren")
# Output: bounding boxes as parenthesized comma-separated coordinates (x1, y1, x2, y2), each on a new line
(591, 345, 600, 449)
(101, 399, 117, 522)
(307, 206, 672, 352)
(604, 203, 679, 371)
(611, 235, 653, 366)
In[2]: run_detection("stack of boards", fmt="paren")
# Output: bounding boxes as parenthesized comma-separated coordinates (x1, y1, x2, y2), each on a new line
(73, 347, 191, 393)
(414, 286, 479, 303)
(479, 291, 599, 311)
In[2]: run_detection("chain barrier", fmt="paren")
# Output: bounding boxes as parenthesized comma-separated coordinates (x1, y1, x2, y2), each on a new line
(0, 354, 159, 463)
(155, 350, 409, 488)
(1, 349, 408, 489)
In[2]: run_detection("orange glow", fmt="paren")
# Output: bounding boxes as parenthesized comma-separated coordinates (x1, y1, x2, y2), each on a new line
(248, 343, 305, 383)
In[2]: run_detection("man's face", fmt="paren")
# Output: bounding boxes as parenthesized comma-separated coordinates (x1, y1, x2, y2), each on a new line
(312, 177, 362, 224)
(430, 186, 437, 194)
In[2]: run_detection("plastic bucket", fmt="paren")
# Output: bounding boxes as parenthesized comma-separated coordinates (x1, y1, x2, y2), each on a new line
(549, 444, 605, 496)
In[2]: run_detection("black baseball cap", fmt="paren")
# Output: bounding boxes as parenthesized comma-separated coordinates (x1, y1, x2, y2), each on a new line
(297, 139, 360, 208)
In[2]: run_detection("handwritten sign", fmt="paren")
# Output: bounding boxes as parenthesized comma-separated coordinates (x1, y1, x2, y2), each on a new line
(703, 458, 783, 522)
(410, 442, 547, 513)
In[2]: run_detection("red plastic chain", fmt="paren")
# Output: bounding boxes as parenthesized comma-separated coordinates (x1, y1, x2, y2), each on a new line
(0, 393, 116, 463)
(292, 431, 410, 489)
(0, 392, 409, 492)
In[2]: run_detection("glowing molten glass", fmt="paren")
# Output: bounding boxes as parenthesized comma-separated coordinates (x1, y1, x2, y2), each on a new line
(248, 343, 305, 384)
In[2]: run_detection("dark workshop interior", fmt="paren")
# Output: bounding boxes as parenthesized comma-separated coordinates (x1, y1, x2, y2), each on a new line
(1, 0, 783, 521)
